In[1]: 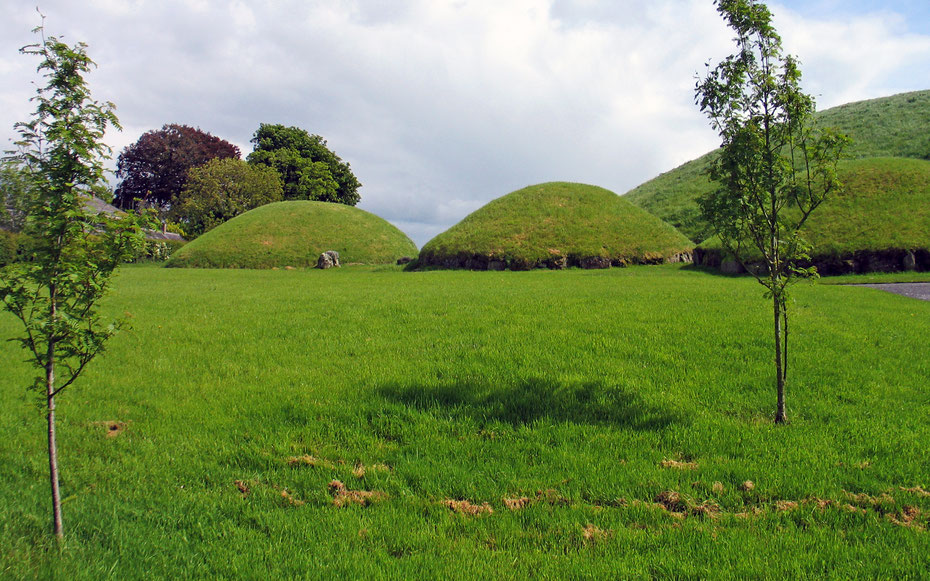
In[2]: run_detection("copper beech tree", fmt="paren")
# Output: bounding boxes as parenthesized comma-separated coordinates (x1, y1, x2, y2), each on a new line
(695, 0, 848, 423)
(1, 21, 149, 538)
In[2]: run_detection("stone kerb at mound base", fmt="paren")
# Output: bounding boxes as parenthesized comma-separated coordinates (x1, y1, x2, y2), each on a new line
(694, 247, 930, 275)
(417, 251, 693, 271)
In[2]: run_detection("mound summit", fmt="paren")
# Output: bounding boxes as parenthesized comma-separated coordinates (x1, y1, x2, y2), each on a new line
(167, 201, 417, 269)
(417, 182, 693, 270)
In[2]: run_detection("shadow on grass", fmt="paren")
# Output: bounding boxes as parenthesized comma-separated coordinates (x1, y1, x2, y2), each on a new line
(378, 378, 685, 430)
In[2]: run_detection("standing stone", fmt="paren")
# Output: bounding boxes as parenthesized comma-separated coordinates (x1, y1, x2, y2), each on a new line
(316, 253, 334, 269)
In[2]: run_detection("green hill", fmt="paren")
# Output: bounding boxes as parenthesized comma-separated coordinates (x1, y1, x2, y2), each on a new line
(624, 90, 930, 244)
(695, 157, 930, 273)
(166, 201, 417, 269)
(417, 182, 693, 270)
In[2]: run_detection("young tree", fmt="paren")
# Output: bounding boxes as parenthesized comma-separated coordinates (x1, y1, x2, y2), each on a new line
(695, 0, 848, 423)
(0, 22, 149, 538)
(113, 123, 240, 212)
(247, 124, 361, 205)
(170, 157, 284, 237)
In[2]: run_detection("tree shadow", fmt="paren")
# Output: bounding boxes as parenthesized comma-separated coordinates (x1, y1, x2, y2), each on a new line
(378, 377, 686, 431)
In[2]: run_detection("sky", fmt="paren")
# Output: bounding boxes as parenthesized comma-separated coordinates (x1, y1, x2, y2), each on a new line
(1, 0, 928, 246)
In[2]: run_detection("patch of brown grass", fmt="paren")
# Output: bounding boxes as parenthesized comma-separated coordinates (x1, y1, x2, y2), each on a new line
(655, 490, 687, 515)
(844, 491, 896, 512)
(280, 489, 304, 507)
(900, 486, 930, 498)
(287, 455, 334, 469)
(329, 480, 386, 507)
(660, 459, 698, 470)
(442, 499, 494, 516)
(888, 506, 925, 530)
(353, 463, 391, 478)
(739, 480, 755, 491)
(775, 500, 799, 511)
(233, 480, 251, 498)
(582, 524, 612, 544)
(503, 497, 531, 511)
(535, 489, 570, 506)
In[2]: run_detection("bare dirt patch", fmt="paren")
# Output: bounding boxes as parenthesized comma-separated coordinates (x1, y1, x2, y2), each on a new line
(92, 420, 128, 438)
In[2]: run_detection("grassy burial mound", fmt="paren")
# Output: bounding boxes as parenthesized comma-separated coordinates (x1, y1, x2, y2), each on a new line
(624, 90, 930, 245)
(166, 201, 417, 269)
(416, 182, 693, 270)
(695, 157, 930, 273)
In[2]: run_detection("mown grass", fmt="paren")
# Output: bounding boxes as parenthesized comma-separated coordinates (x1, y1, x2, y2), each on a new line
(166, 201, 417, 269)
(1, 265, 928, 579)
(419, 182, 692, 267)
(624, 89, 930, 243)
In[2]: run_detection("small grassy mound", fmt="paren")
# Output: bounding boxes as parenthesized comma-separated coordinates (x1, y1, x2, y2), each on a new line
(696, 157, 930, 273)
(166, 201, 417, 268)
(417, 182, 693, 270)
(624, 90, 930, 243)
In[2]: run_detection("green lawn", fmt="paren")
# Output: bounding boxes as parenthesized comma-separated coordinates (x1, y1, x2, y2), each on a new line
(1, 265, 928, 579)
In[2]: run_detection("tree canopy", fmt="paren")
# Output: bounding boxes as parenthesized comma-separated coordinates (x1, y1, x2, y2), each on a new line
(113, 124, 240, 212)
(170, 158, 283, 237)
(247, 124, 361, 206)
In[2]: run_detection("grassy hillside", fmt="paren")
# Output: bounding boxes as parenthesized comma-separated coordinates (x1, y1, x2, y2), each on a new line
(697, 157, 930, 266)
(419, 182, 693, 269)
(166, 201, 417, 268)
(624, 90, 930, 243)
(1, 265, 928, 577)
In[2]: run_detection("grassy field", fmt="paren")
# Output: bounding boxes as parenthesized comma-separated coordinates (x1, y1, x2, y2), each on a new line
(1, 264, 929, 579)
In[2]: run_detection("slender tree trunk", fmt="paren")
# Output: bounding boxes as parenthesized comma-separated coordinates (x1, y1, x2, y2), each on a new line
(47, 296, 63, 539)
(773, 289, 787, 424)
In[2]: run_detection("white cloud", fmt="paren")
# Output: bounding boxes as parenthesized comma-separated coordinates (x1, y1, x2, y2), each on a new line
(1, 0, 927, 246)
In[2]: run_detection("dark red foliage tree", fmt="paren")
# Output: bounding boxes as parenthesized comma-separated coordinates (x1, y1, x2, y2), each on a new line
(113, 124, 240, 211)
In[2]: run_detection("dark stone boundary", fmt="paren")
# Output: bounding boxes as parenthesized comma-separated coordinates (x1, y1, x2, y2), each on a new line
(693, 247, 930, 275)
(414, 251, 693, 271)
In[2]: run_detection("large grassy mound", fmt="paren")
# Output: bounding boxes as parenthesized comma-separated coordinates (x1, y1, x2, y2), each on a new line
(695, 157, 930, 273)
(166, 201, 417, 268)
(417, 182, 693, 270)
(624, 90, 930, 244)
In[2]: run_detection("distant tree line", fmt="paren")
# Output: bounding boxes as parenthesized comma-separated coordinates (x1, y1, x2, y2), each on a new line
(111, 123, 361, 238)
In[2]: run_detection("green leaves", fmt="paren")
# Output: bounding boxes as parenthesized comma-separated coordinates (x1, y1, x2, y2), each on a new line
(246, 124, 362, 206)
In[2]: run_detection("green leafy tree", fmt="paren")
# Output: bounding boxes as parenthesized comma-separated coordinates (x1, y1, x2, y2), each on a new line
(247, 124, 361, 205)
(0, 21, 149, 538)
(695, 0, 848, 423)
(0, 159, 36, 232)
(170, 157, 284, 237)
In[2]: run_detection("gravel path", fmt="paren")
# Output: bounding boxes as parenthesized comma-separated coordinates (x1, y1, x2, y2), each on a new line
(851, 282, 930, 301)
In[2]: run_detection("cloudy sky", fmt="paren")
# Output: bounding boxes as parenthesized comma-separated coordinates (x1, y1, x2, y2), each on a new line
(1, 0, 928, 246)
